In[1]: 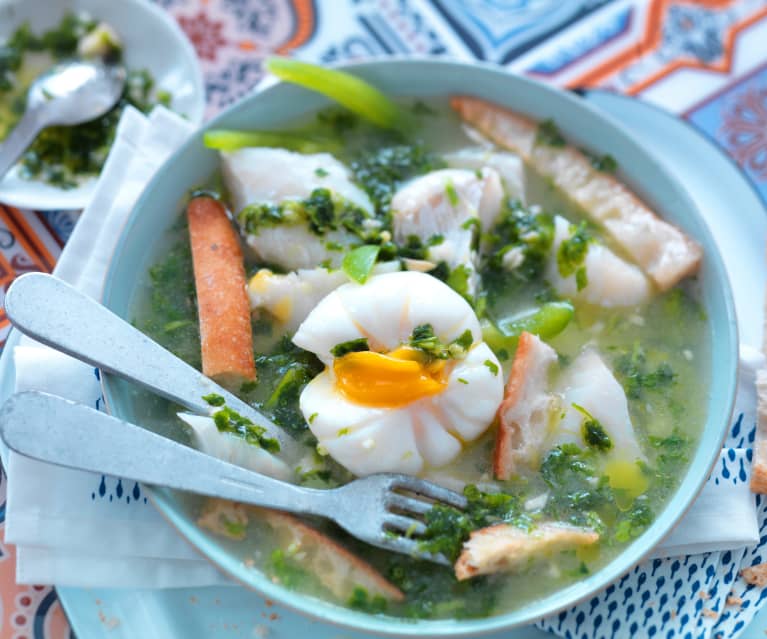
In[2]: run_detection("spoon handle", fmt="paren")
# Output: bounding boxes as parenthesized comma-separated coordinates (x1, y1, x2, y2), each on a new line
(4, 272, 300, 462)
(0, 109, 44, 180)
(0, 392, 325, 515)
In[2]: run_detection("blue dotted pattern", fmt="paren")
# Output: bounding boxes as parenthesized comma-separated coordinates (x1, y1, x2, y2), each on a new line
(88, 368, 149, 507)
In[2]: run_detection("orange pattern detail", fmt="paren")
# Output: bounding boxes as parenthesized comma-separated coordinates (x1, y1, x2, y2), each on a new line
(566, 0, 765, 93)
(0, 206, 55, 273)
(276, 0, 316, 54)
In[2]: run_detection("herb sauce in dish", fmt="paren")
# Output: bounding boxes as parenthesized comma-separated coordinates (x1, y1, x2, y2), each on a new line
(131, 64, 710, 620)
(0, 12, 170, 188)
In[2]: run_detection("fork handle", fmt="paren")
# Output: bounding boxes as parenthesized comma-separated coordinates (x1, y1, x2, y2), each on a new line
(4, 272, 298, 459)
(1, 392, 329, 516)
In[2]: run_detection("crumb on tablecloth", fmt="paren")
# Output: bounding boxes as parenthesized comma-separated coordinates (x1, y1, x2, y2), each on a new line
(726, 595, 744, 607)
(701, 608, 718, 619)
(741, 562, 767, 587)
(698, 590, 710, 600)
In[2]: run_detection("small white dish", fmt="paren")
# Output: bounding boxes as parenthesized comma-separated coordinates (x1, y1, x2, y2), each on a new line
(0, 0, 205, 211)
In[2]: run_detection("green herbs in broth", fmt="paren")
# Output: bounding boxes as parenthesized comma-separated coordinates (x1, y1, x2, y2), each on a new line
(132, 98, 710, 620)
(0, 14, 171, 188)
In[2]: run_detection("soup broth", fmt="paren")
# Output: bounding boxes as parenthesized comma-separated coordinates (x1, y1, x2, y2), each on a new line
(130, 98, 710, 619)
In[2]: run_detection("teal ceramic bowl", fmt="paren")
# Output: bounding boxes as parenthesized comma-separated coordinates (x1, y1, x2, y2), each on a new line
(101, 59, 738, 637)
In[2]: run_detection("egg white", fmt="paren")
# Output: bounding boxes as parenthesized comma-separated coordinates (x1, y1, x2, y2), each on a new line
(294, 271, 504, 476)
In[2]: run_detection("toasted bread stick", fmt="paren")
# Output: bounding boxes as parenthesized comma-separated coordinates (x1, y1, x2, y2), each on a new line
(187, 196, 256, 385)
(450, 96, 702, 291)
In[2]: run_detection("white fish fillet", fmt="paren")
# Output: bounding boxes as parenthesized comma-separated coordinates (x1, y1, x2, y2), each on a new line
(549, 349, 645, 463)
(546, 215, 652, 307)
(391, 168, 503, 296)
(247, 263, 401, 333)
(221, 147, 372, 212)
(177, 413, 292, 480)
(221, 148, 373, 271)
(444, 147, 525, 206)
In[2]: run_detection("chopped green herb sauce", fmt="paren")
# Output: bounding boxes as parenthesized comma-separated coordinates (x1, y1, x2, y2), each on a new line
(331, 338, 370, 358)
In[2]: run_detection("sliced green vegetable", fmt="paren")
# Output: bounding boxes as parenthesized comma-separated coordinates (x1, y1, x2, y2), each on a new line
(481, 301, 574, 354)
(203, 129, 337, 154)
(342, 245, 380, 284)
(265, 57, 408, 131)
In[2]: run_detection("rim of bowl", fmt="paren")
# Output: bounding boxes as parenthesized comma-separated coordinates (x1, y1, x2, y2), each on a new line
(100, 57, 738, 638)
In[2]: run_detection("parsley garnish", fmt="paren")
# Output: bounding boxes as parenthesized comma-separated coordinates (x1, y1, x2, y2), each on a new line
(536, 119, 566, 147)
(331, 338, 370, 358)
(211, 405, 280, 454)
(572, 403, 612, 451)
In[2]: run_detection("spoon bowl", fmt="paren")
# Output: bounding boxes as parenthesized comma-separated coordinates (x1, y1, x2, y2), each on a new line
(0, 59, 126, 179)
(28, 60, 126, 125)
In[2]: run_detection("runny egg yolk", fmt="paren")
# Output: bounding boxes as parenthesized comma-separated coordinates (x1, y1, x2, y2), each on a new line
(333, 347, 449, 408)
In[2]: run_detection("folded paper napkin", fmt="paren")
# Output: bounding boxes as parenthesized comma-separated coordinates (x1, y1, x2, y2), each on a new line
(5, 105, 230, 588)
(1, 108, 764, 639)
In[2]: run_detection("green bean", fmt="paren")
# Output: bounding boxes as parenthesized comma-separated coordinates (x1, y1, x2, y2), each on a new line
(265, 57, 410, 131)
(202, 129, 338, 154)
(482, 301, 574, 353)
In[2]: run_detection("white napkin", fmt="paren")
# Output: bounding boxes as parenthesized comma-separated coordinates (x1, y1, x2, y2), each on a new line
(4, 106, 231, 588)
(2, 105, 761, 589)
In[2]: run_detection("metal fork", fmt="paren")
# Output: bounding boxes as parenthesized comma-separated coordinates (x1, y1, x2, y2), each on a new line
(1, 391, 467, 565)
(3, 271, 302, 468)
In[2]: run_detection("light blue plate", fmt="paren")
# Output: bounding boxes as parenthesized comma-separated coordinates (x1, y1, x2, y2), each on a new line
(0, 78, 746, 637)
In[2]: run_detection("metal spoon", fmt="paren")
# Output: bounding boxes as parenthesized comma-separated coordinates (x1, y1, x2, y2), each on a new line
(0, 59, 126, 180)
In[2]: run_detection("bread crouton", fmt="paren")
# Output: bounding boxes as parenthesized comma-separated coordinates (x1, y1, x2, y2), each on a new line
(450, 97, 702, 291)
(198, 500, 403, 603)
(494, 331, 557, 480)
(257, 508, 404, 602)
(455, 522, 599, 581)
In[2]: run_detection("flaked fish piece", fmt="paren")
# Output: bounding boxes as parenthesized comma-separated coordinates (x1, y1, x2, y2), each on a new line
(391, 168, 503, 297)
(550, 349, 645, 463)
(443, 147, 525, 206)
(454, 522, 599, 580)
(451, 97, 702, 291)
(222, 147, 373, 213)
(494, 331, 558, 480)
(177, 413, 292, 481)
(221, 148, 373, 271)
(247, 262, 401, 333)
(546, 215, 652, 308)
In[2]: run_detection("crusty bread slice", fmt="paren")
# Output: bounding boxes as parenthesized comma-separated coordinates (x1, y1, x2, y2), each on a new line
(198, 499, 403, 602)
(494, 331, 558, 480)
(455, 522, 599, 581)
(257, 508, 404, 602)
(750, 368, 767, 493)
(450, 96, 702, 291)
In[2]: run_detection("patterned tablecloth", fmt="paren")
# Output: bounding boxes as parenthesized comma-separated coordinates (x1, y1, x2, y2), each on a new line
(1, 0, 767, 637)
